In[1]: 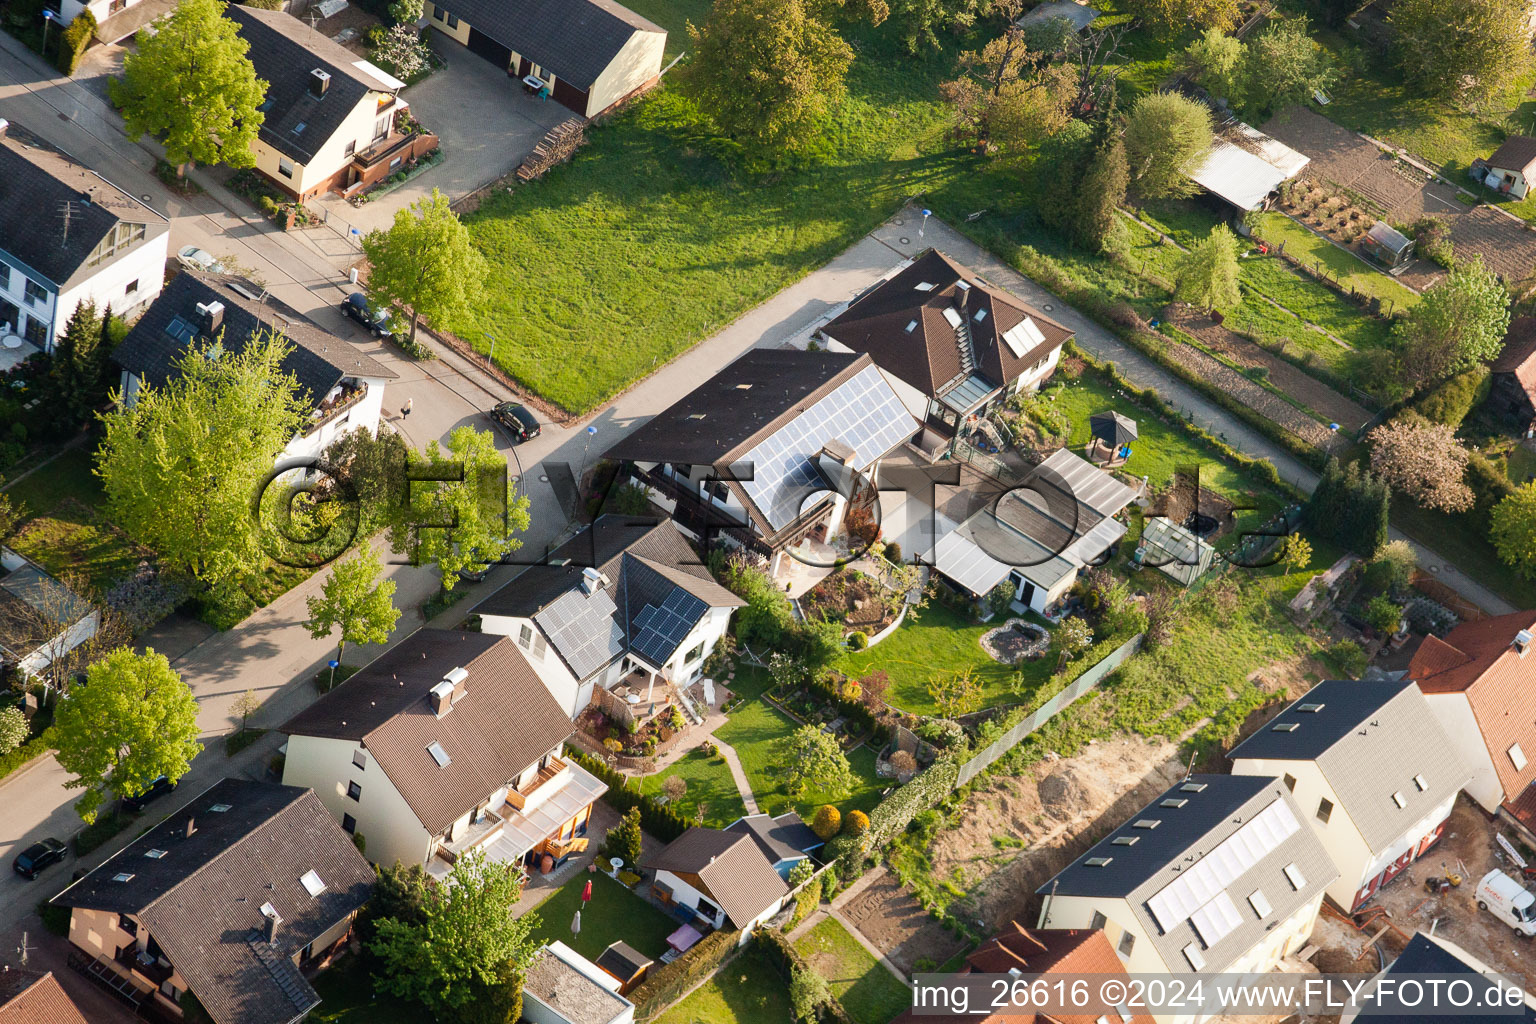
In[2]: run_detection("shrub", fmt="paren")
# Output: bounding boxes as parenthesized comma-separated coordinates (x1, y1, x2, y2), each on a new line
(812, 804, 841, 839)
(56, 9, 96, 75)
(37, 898, 71, 936)
(628, 928, 741, 1019)
(846, 630, 868, 651)
(1414, 367, 1489, 427)
(1361, 540, 1416, 597)
(888, 749, 917, 775)
(885, 542, 902, 563)
(1365, 594, 1404, 635)
(600, 806, 643, 868)
(1330, 639, 1367, 678)
(842, 809, 869, 836)
(0, 705, 26, 755)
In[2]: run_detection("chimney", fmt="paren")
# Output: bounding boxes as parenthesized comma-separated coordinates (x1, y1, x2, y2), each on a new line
(1516, 629, 1533, 656)
(954, 280, 971, 315)
(260, 904, 281, 945)
(444, 666, 469, 704)
(430, 680, 454, 717)
(196, 300, 224, 335)
(309, 69, 331, 99)
(580, 567, 608, 596)
(0, 119, 9, 138)
(185, 816, 196, 839)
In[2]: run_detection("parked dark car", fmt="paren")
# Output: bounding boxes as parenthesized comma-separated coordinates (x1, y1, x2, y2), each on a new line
(12, 838, 66, 880)
(122, 775, 177, 813)
(490, 402, 540, 443)
(340, 292, 396, 340)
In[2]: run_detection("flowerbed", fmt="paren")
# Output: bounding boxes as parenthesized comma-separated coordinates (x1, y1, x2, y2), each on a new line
(979, 618, 1049, 664)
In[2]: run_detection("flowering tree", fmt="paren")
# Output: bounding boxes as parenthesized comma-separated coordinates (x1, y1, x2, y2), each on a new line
(1367, 419, 1474, 513)
(373, 24, 431, 79)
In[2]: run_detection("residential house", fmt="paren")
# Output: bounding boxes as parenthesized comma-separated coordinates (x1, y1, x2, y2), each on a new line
(593, 941, 652, 996)
(1342, 931, 1536, 1024)
(54, 0, 171, 45)
(113, 271, 394, 462)
(0, 119, 169, 353)
(423, 0, 665, 118)
(932, 447, 1140, 614)
(1228, 678, 1470, 911)
(50, 778, 374, 1024)
(279, 628, 607, 878)
(473, 516, 743, 718)
(722, 811, 823, 880)
(892, 924, 1154, 1024)
(605, 349, 919, 577)
(1491, 317, 1536, 435)
(1407, 612, 1536, 846)
(643, 826, 791, 943)
(1482, 136, 1536, 200)
(523, 941, 635, 1024)
(0, 547, 99, 680)
(818, 248, 1072, 449)
(1037, 774, 1336, 1024)
(229, 5, 434, 201)
(1189, 116, 1310, 212)
(0, 971, 91, 1024)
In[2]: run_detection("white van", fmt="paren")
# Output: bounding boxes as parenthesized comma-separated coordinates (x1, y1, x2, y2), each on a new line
(1477, 870, 1536, 937)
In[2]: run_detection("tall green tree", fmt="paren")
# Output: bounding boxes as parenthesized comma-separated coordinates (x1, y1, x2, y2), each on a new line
(386, 426, 531, 591)
(681, 0, 856, 160)
(97, 332, 308, 586)
(1182, 28, 1243, 100)
(1390, 0, 1532, 100)
(1176, 224, 1243, 312)
(1491, 482, 1536, 580)
(305, 547, 401, 665)
(54, 647, 201, 823)
(1127, 0, 1238, 38)
(1123, 92, 1213, 199)
(778, 725, 854, 798)
(1240, 18, 1336, 117)
(324, 426, 412, 537)
(941, 30, 1074, 154)
(111, 0, 267, 173)
(371, 850, 538, 1018)
(889, 0, 992, 52)
(362, 189, 488, 345)
(1394, 255, 1511, 388)
(49, 300, 94, 431)
(1042, 117, 1127, 251)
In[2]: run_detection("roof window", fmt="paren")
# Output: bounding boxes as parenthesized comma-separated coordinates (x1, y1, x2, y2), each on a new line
(914, 281, 935, 291)
(1392, 791, 1407, 808)
(1510, 743, 1527, 771)
(300, 870, 326, 897)
(427, 741, 451, 767)
(1183, 943, 1206, 971)
(293, 121, 307, 135)
(1247, 889, 1272, 918)
(1132, 819, 1160, 829)
(1283, 863, 1306, 890)
(1180, 782, 1207, 793)
(973, 308, 988, 322)
(904, 320, 918, 333)
(687, 413, 707, 420)
(1085, 856, 1113, 867)
(1298, 703, 1325, 712)
(1112, 836, 1139, 846)
(1160, 797, 1188, 809)
(113, 872, 135, 883)
(1414, 774, 1427, 791)
(1272, 722, 1299, 732)
(145, 849, 167, 860)
(210, 803, 232, 812)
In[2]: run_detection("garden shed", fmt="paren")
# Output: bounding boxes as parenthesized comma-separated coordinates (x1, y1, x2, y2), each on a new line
(1360, 222, 1414, 271)
(1136, 517, 1213, 586)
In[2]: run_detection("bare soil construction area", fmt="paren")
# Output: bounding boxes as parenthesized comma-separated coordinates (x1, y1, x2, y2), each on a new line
(840, 872, 968, 974)
(929, 736, 1190, 933)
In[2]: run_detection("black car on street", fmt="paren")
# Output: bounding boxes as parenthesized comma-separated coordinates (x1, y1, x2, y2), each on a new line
(12, 838, 66, 880)
(340, 292, 396, 340)
(490, 402, 540, 443)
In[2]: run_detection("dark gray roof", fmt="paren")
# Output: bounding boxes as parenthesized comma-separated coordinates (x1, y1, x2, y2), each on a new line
(1369, 933, 1536, 1024)
(0, 122, 168, 290)
(279, 629, 574, 834)
(524, 945, 632, 1024)
(114, 271, 393, 409)
(1227, 679, 1471, 852)
(227, 5, 390, 164)
(1040, 775, 1336, 976)
(724, 812, 823, 863)
(594, 940, 652, 980)
(54, 779, 374, 1024)
(430, 0, 664, 91)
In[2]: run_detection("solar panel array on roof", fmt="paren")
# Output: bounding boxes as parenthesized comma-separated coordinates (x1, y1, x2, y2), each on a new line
(536, 587, 625, 680)
(1002, 316, 1048, 357)
(631, 587, 707, 665)
(738, 365, 913, 530)
(1146, 797, 1300, 932)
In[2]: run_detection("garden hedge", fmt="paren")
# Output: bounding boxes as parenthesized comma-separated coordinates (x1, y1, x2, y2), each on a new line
(0, 728, 54, 784)
(568, 750, 690, 842)
(630, 927, 740, 1020)
(755, 930, 853, 1024)
(55, 9, 95, 76)
(825, 751, 961, 863)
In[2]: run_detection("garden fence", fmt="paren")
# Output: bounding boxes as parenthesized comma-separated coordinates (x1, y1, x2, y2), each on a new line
(955, 631, 1144, 786)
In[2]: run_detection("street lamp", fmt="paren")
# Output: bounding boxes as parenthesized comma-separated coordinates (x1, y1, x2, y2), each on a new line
(919, 208, 932, 237)
(327, 659, 340, 691)
(578, 423, 596, 486)
(485, 333, 498, 363)
(41, 8, 55, 55)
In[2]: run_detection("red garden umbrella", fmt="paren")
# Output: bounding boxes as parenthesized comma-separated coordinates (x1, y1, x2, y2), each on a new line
(581, 880, 593, 904)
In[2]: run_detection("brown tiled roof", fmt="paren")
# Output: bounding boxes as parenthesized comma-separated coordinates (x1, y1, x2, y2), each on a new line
(54, 780, 374, 1024)
(643, 827, 789, 926)
(280, 629, 574, 834)
(821, 248, 1072, 398)
(1494, 319, 1536, 402)
(0, 973, 91, 1024)
(1505, 782, 1536, 840)
(893, 926, 1154, 1024)
(1490, 136, 1536, 175)
(1411, 612, 1536, 805)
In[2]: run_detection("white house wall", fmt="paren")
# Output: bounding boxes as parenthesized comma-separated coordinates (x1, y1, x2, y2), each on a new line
(481, 612, 587, 717)
(54, 230, 168, 341)
(1229, 760, 1371, 910)
(281, 732, 432, 870)
(1423, 691, 1503, 813)
(281, 374, 388, 463)
(19, 608, 100, 678)
(654, 869, 728, 930)
(585, 30, 665, 116)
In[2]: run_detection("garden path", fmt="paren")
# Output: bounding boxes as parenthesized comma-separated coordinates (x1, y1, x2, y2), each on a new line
(710, 738, 760, 815)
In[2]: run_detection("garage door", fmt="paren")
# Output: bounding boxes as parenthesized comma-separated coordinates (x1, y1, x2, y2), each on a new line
(466, 27, 512, 69)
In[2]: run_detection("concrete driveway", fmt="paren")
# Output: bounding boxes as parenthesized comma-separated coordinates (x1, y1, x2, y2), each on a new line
(324, 38, 571, 234)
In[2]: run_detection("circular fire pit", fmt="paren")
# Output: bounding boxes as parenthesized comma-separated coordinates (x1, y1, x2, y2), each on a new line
(980, 618, 1050, 664)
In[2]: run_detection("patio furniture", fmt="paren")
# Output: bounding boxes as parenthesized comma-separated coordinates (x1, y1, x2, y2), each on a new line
(667, 923, 704, 957)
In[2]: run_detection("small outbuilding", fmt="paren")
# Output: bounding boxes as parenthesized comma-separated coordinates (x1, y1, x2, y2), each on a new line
(1483, 136, 1536, 199)
(594, 940, 653, 995)
(1359, 221, 1414, 272)
(1135, 516, 1213, 586)
(1189, 118, 1310, 212)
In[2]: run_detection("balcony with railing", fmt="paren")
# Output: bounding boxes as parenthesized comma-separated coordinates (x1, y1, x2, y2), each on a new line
(301, 379, 368, 438)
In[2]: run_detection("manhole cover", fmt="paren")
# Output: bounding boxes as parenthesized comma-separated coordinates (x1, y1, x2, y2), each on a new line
(538, 474, 549, 483)
(893, 218, 904, 226)
(899, 237, 910, 245)
(1043, 304, 1054, 311)
(141, 194, 152, 202)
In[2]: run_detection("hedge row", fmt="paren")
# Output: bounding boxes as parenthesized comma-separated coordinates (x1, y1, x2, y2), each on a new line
(825, 750, 961, 863)
(630, 927, 740, 1021)
(755, 929, 853, 1024)
(568, 750, 691, 842)
(56, 10, 95, 76)
(0, 728, 55, 784)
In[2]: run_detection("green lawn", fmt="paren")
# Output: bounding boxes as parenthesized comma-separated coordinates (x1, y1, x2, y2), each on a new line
(637, 748, 748, 827)
(310, 954, 417, 1024)
(522, 870, 679, 963)
(446, 24, 970, 413)
(714, 698, 886, 820)
(794, 918, 911, 1024)
(1253, 213, 1419, 312)
(3, 446, 147, 592)
(1509, 443, 1536, 485)
(654, 948, 793, 1024)
(834, 603, 1052, 714)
